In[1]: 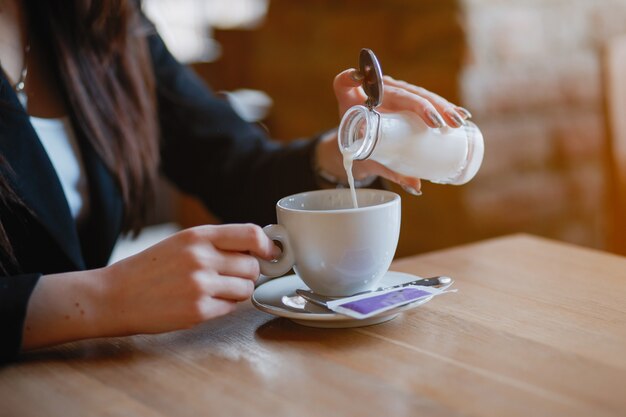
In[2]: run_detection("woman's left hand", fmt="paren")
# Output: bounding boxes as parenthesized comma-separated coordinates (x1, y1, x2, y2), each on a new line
(315, 68, 472, 194)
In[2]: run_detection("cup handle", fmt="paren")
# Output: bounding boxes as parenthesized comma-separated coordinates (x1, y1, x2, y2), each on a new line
(258, 224, 295, 278)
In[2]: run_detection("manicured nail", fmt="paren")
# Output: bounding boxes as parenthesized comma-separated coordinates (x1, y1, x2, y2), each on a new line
(401, 184, 422, 196)
(446, 109, 466, 127)
(426, 109, 445, 128)
(456, 107, 472, 119)
(349, 69, 364, 82)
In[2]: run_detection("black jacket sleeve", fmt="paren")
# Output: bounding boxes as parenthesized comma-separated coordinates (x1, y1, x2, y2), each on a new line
(148, 31, 321, 225)
(0, 273, 40, 363)
(0, 25, 325, 364)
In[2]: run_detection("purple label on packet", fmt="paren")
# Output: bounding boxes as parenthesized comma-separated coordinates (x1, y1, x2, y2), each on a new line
(338, 288, 432, 315)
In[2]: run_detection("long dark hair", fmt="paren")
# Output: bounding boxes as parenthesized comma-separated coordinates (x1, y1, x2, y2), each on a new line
(1, 0, 159, 269)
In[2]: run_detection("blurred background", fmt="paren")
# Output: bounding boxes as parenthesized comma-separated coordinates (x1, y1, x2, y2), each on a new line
(118, 0, 626, 261)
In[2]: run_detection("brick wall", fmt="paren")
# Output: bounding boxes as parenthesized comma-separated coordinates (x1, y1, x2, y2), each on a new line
(461, 0, 626, 249)
(202, 0, 626, 255)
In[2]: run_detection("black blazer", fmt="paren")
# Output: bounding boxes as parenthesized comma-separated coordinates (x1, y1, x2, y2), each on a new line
(0, 27, 320, 362)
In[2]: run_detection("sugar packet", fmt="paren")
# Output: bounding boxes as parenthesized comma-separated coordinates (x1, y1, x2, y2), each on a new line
(325, 285, 455, 319)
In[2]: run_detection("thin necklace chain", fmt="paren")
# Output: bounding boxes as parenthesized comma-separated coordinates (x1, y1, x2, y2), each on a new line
(13, 41, 29, 108)
(0, 1, 30, 108)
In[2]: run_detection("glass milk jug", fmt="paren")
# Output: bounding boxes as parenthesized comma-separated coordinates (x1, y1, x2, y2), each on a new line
(339, 49, 484, 185)
(338, 105, 484, 185)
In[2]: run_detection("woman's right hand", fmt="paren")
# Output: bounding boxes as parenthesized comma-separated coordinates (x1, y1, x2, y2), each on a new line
(102, 224, 278, 336)
(315, 69, 472, 195)
(22, 224, 278, 350)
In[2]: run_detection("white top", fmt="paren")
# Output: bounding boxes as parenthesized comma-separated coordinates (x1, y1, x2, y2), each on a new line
(30, 116, 89, 223)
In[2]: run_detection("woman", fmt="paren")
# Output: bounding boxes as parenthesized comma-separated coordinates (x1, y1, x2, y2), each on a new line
(0, 0, 470, 362)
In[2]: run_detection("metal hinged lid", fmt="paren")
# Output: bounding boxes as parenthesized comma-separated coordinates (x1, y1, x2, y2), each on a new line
(359, 48, 384, 109)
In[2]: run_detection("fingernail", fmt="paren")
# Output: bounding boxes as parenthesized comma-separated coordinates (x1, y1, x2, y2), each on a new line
(349, 69, 364, 82)
(426, 109, 445, 128)
(456, 107, 472, 119)
(401, 184, 422, 196)
(446, 109, 466, 127)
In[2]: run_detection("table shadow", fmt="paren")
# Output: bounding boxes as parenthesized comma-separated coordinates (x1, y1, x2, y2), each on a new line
(255, 316, 383, 349)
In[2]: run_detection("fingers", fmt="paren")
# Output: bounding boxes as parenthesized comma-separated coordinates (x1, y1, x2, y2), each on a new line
(382, 76, 470, 128)
(333, 69, 472, 129)
(455, 106, 472, 119)
(381, 86, 447, 129)
(334, 68, 472, 128)
(177, 223, 272, 287)
(214, 251, 260, 281)
(333, 68, 365, 92)
(333, 68, 368, 114)
(197, 274, 255, 302)
(187, 224, 277, 260)
(197, 297, 238, 320)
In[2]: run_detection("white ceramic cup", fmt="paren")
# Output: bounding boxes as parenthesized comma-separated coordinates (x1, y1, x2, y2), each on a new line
(258, 189, 401, 296)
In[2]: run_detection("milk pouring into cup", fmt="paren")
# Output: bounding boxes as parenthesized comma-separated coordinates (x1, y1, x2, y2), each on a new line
(258, 50, 483, 296)
(339, 49, 484, 208)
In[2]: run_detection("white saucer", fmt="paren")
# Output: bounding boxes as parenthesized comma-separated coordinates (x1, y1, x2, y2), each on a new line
(252, 271, 438, 328)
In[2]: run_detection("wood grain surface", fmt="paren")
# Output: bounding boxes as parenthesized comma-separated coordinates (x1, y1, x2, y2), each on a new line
(2, 234, 625, 417)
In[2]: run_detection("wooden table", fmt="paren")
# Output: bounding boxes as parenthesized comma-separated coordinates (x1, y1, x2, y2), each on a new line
(2, 234, 625, 417)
